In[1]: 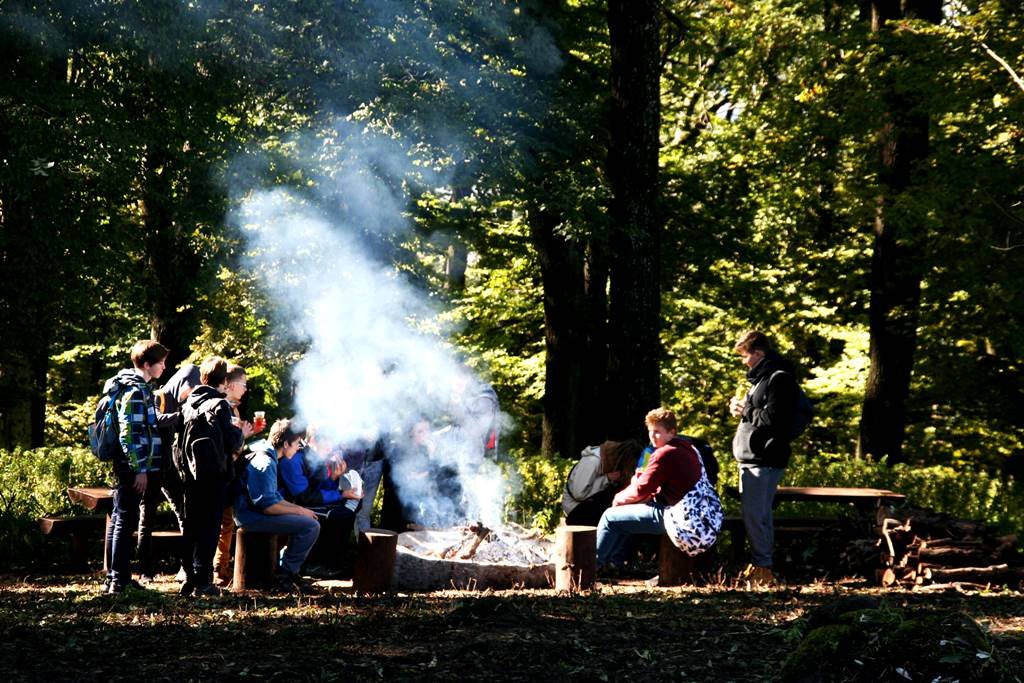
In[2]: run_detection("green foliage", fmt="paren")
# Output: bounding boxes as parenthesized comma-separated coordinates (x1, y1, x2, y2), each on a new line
(508, 449, 574, 532)
(0, 447, 109, 570)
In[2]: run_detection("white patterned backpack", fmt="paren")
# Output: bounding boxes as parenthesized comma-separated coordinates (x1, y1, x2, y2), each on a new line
(663, 443, 724, 556)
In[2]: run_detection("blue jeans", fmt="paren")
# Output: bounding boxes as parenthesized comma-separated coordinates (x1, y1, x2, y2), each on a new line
(356, 460, 383, 533)
(235, 511, 320, 575)
(739, 465, 786, 567)
(107, 472, 143, 586)
(596, 502, 666, 568)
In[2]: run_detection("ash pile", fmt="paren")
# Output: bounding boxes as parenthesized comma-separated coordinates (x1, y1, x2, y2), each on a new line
(392, 522, 554, 591)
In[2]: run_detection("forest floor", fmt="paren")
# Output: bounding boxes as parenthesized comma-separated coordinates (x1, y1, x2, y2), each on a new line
(1, 572, 1022, 682)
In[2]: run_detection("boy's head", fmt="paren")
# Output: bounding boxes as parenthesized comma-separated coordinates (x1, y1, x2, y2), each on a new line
(733, 330, 772, 369)
(269, 418, 305, 456)
(599, 439, 643, 479)
(225, 363, 247, 401)
(644, 407, 677, 449)
(199, 356, 229, 389)
(130, 340, 169, 381)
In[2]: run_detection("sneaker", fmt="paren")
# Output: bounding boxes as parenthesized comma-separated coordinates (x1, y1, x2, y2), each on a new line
(193, 583, 222, 598)
(179, 581, 195, 597)
(137, 575, 156, 586)
(108, 579, 147, 595)
(273, 572, 304, 594)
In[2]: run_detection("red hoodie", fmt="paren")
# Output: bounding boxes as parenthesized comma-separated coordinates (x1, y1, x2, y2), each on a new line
(612, 437, 701, 507)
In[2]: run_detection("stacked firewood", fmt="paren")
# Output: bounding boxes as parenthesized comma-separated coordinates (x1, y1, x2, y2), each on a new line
(855, 505, 1023, 589)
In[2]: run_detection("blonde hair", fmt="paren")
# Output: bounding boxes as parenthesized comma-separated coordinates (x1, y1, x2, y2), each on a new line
(644, 407, 677, 433)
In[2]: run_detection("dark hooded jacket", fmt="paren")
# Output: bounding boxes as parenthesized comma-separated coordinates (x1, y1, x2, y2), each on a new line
(179, 384, 244, 482)
(731, 351, 799, 468)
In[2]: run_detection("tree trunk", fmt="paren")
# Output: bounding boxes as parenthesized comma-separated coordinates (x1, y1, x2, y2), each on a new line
(605, 0, 663, 439)
(529, 207, 606, 457)
(142, 144, 197, 373)
(858, 0, 941, 463)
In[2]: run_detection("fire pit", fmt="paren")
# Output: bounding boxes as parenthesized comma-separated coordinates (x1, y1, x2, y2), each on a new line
(391, 523, 555, 591)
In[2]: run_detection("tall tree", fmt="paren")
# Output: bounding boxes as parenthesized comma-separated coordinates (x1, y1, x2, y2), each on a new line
(858, 0, 942, 462)
(605, 0, 663, 439)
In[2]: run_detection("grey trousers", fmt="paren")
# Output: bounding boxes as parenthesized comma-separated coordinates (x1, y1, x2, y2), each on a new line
(738, 464, 786, 567)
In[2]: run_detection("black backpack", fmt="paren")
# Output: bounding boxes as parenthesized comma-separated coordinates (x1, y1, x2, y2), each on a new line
(88, 381, 126, 462)
(680, 435, 719, 488)
(174, 399, 228, 483)
(771, 370, 815, 439)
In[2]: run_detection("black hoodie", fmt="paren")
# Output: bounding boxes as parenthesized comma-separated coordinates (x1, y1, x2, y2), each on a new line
(180, 385, 244, 482)
(731, 351, 799, 468)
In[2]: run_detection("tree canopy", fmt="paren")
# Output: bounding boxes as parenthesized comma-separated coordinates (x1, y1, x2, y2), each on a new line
(1, 0, 1021, 479)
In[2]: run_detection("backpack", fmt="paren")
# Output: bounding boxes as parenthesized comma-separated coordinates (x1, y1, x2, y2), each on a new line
(771, 370, 814, 439)
(680, 435, 718, 488)
(663, 445, 724, 556)
(88, 381, 125, 462)
(175, 399, 228, 482)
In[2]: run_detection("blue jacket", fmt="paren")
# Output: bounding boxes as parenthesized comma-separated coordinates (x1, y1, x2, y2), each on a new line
(235, 440, 284, 522)
(278, 446, 342, 507)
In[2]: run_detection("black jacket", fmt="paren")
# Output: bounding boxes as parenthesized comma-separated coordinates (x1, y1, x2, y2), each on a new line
(732, 351, 798, 468)
(180, 385, 244, 482)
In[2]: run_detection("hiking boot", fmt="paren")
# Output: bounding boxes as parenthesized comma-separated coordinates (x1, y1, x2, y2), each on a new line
(746, 565, 775, 588)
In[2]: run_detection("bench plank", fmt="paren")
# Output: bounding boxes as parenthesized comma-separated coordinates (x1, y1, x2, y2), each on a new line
(67, 487, 115, 512)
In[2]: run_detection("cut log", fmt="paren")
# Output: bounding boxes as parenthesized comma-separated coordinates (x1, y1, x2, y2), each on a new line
(354, 529, 398, 594)
(232, 528, 278, 591)
(554, 525, 596, 592)
(923, 563, 1024, 585)
(656, 535, 713, 586)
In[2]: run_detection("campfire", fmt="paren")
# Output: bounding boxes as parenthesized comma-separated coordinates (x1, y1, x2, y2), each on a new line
(391, 522, 554, 591)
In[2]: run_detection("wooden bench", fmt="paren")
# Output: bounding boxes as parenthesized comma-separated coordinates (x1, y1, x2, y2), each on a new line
(61, 486, 182, 572)
(39, 514, 107, 570)
(721, 486, 906, 563)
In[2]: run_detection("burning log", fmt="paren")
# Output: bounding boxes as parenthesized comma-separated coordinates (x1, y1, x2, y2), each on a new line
(459, 522, 492, 560)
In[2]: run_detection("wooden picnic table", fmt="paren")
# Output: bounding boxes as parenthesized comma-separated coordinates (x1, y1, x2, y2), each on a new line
(770, 486, 906, 511)
(722, 485, 907, 563)
(66, 486, 115, 513)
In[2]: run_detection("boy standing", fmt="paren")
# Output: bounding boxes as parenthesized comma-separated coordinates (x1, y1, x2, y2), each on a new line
(729, 331, 798, 586)
(595, 408, 701, 570)
(104, 340, 168, 593)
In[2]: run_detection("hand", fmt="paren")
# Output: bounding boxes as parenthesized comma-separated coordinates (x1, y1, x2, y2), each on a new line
(729, 396, 746, 418)
(133, 473, 148, 495)
(326, 457, 346, 480)
(301, 506, 319, 521)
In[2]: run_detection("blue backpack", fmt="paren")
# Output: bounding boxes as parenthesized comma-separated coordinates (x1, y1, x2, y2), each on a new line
(88, 381, 125, 462)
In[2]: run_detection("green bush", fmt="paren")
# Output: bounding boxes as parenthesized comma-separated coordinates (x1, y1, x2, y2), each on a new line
(0, 447, 110, 571)
(508, 449, 574, 532)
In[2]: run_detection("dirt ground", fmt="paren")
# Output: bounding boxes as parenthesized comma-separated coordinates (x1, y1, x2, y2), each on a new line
(1, 572, 1021, 682)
